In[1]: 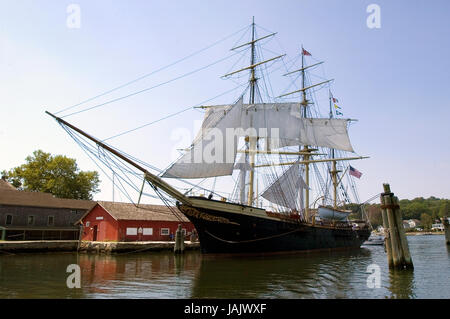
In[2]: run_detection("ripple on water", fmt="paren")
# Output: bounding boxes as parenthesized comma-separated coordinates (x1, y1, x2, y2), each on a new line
(1, 236, 449, 298)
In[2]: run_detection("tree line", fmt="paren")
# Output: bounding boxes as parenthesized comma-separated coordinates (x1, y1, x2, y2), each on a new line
(1, 150, 100, 200)
(354, 197, 450, 231)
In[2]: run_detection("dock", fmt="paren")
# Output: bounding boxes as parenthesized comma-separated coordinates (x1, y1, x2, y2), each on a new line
(0, 240, 200, 254)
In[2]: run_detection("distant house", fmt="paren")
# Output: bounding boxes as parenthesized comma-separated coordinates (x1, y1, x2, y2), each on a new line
(0, 181, 94, 240)
(431, 223, 444, 231)
(78, 201, 195, 242)
(408, 219, 421, 228)
(402, 219, 421, 230)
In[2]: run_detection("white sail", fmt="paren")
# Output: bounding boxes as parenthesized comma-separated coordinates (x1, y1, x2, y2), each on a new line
(299, 118, 354, 152)
(162, 97, 243, 179)
(261, 163, 308, 210)
(195, 103, 354, 152)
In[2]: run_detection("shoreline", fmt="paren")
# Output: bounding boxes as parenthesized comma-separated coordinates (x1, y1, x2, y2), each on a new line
(0, 240, 200, 254)
(405, 231, 444, 236)
(372, 231, 444, 236)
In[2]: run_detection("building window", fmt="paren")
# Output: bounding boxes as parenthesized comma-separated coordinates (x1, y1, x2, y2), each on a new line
(27, 215, 35, 225)
(143, 228, 153, 235)
(71, 210, 78, 214)
(5, 215, 13, 225)
(48, 216, 54, 226)
(160, 228, 170, 236)
(126, 228, 138, 236)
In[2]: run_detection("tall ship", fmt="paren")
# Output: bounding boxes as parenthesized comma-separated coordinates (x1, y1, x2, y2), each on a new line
(47, 19, 371, 254)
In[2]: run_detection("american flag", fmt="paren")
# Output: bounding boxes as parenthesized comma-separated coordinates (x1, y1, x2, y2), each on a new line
(349, 166, 362, 178)
(302, 48, 311, 56)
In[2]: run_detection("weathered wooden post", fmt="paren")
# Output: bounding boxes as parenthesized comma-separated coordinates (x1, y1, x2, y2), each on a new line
(442, 217, 450, 245)
(380, 199, 393, 268)
(393, 196, 413, 268)
(0, 227, 5, 241)
(77, 224, 84, 252)
(380, 184, 413, 270)
(174, 224, 185, 254)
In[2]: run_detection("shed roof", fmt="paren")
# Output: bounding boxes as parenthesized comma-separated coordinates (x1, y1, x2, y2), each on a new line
(0, 189, 95, 210)
(0, 179, 17, 191)
(93, 201, 189, 222)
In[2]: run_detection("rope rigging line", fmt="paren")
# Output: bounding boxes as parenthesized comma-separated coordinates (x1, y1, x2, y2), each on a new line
(62, 120, 188, 223)
(102, 81, 248, 142)
(63, 124, 157, 203)
(54, 25, 250, 116)
(205, 227, 303, 244)
(60, 117, 233, 207)
(60, 51, 243, 119)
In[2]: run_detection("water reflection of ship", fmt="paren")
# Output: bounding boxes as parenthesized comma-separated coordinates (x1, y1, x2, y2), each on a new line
(77, 253, 202, 295)
(190, 249, 372, 298)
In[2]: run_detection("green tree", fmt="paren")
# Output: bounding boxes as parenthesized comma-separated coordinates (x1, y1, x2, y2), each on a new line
(438, 201, 450, 218)
(420, 213, 433, 231)
(1, 150, 100, 200)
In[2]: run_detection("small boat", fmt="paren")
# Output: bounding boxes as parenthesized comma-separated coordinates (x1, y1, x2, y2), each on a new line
(317, 206, 351, 221)
(363, 234, 385, 246)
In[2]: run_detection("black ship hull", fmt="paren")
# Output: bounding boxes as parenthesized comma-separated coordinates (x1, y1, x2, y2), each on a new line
(178, 199, 371, 254)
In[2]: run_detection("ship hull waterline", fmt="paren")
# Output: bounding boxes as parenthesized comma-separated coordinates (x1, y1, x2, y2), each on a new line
(177, 199, 370, 255)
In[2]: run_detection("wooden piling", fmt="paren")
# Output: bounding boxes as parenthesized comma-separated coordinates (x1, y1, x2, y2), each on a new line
(77, 225, 84, 252)
(380, 184, 413, 270)
(0, 227, 5, 241)
(174, 224, 185, 254)
(380, 196, 393, 268)
(393, 196, 413, 268)
(443, 217, 450, 245)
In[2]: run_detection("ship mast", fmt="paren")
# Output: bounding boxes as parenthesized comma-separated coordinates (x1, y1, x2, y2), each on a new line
(300, 46, 312, 222)
(247, 17, 257, 206)
(329, 91, 340, 209)
(223, 17, 283, 206)
(279, 47, 333, 223)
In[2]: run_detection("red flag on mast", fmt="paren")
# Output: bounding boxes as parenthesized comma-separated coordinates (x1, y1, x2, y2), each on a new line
(302, 48, 312, 56)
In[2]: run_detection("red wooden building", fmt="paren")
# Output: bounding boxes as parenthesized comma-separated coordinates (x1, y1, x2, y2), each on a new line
(78, 201, 195, 242)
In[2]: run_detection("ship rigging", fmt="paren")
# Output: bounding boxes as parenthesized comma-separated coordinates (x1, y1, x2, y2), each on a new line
(47, 18, 371, 253)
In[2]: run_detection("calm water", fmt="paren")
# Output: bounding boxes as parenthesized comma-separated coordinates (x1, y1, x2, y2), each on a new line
(0, 235, 449, 299)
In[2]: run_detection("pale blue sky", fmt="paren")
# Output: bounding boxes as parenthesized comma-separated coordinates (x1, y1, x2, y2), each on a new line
(1, 0, 449, 202)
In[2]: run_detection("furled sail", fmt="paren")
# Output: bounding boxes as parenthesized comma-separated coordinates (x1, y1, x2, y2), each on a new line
(234, 153, 251, 204)
(162, 97, 243, 179)
(261, 163, 308, 210)
(195, 103, 354, 152)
